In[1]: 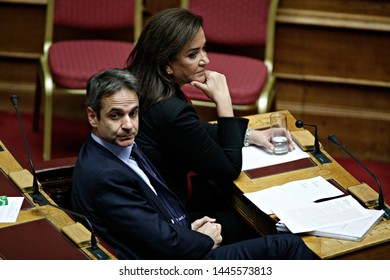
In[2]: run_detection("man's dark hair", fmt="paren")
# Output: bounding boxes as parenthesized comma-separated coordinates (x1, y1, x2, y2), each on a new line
(86, 68, 139, 119)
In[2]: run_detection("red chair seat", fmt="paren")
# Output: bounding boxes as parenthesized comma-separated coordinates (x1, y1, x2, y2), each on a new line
(182, 52, 268, 105)
(49, 40, 134, 88)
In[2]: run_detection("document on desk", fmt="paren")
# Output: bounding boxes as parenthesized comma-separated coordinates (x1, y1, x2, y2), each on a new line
(244, 176, 344, 215)
(306, 208, 384, 241)
(275, 209, 384, 241)
(273, 195, 373, 234)
(0, 196, 24, 223)
(241, 141, 310, 171)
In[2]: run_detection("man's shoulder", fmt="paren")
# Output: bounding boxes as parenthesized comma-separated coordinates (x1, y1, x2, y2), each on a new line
(76, 137, 116, 168)
(74, 141, 129, 183)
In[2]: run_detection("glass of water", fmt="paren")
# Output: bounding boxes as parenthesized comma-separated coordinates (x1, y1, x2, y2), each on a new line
(270, 112, 288, 155)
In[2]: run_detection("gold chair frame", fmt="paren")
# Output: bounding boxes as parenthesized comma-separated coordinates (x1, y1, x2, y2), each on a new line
(180, 0, 279, 115)
(35, 0, 143, 161)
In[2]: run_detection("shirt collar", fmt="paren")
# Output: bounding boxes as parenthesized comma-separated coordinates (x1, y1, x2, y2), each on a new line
(91, 133, 134, 161)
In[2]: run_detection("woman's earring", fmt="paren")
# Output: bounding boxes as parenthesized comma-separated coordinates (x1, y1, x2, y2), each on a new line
(167, 70, 173, 75)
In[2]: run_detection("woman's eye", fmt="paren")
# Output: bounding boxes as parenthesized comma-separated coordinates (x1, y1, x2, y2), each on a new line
(188, 52, 197, 59)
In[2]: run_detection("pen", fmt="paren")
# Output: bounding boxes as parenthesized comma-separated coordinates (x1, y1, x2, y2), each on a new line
(314, 194, 348, 203)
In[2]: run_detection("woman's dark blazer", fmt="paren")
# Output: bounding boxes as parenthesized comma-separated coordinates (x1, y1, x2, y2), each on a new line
(137, 89, 249, 203)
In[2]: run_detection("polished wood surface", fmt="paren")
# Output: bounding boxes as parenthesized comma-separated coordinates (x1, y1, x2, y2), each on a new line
(0, 140, 116, 259)
(231, 111, 390, 259)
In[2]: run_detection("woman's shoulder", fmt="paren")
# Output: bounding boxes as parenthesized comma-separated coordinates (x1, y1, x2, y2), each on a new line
(144, 94, 197, 122)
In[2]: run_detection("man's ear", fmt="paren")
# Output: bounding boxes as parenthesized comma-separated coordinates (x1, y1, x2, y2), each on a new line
(87, 107, 98, 127)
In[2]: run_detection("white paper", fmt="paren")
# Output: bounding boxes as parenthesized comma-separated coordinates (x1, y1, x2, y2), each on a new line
(242, 141, 310, 171)
(244, 176, 344, 215)
(0, 197, 24, 223)
(273, 195, 372, 233)
(307, 209, 384, 241)
(276, 209, 384, 241)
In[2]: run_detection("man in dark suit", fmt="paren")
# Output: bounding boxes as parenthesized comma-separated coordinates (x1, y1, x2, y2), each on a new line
(71, 68, 318, 260)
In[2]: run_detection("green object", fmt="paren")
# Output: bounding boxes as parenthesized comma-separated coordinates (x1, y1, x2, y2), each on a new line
(0, 196, 8, 206)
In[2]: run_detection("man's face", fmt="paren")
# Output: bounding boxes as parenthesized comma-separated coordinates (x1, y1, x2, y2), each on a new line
(88, 89, 139, 147)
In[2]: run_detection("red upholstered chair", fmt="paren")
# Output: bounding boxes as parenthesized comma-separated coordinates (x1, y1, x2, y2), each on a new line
(33, 0, 143, 160)
(180, 0, 279, 118)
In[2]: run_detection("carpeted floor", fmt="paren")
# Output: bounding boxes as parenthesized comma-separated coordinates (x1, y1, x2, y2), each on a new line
(1, 110, 389, 202)
(0, 110, 88, 168)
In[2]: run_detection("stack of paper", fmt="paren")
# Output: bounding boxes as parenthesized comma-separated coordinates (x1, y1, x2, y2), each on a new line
(244, 176, 384, 241)
(244, 176, 345, 215)
(276, 208, 384, 241)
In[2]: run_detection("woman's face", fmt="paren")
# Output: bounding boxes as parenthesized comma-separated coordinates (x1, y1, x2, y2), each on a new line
(166, 27, 209, 87)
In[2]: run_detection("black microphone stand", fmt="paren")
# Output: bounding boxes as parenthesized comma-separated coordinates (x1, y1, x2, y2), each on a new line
(10, 95, 111, 258)
(10, 95, 49, 205)
(328, 134, 390, 220)
(295, 120, 332, 164)
(43, 202, 110, 259)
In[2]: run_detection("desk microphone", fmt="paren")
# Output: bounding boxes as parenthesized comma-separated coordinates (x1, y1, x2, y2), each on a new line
(10, 95, 110, 259)
(40, 201, 110, 260)
(10, 95, 49, 205)
(328, 133, 390, 220)
(295, 119, 331, 164)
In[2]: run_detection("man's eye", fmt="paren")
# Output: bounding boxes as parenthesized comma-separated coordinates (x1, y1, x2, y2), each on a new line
(130, 110, 139, 118)
(110, 113, 119, 119)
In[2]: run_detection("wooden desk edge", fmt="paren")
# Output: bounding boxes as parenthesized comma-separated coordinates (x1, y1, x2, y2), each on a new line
(0, 141, 117, 260)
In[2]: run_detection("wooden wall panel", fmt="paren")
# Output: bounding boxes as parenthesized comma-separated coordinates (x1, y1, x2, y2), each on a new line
(0, 1, 46, 57)
(275, 79, 390, 161)
(273, 0, 390, 162)
(0, 0, 46, 113)
(276, 80, 389, 113)
(274, 25, 389, 83)
(278, 0, 390, 16)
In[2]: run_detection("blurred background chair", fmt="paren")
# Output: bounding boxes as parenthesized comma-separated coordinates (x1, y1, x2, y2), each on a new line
(180, 0, 279, 120)
(33, 0, 143, 160)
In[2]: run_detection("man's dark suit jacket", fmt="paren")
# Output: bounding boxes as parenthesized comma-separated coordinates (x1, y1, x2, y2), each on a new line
(71, 136, 213, 259)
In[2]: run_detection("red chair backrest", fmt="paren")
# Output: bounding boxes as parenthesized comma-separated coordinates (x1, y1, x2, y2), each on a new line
(54, 0, 135, 30)
(188, 0, 269, 46)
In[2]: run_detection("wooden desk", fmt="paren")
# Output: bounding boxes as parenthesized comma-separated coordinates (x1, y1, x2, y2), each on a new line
(227, 110, 390, 259)
(0, 140, 116, 260)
